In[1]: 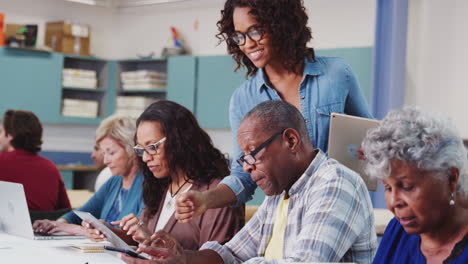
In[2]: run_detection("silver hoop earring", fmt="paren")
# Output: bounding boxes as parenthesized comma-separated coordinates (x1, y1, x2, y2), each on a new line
(449, 193, 455, 206)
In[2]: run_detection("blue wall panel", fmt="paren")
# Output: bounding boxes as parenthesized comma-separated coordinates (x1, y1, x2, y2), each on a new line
(0, 47, 63, 123)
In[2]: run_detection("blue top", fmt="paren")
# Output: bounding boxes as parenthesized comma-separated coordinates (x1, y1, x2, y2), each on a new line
(62, 173, 145, 225)
(374, 218, 468, 264)
(104, 187, 129, 226)
(221, 56, 373, 204)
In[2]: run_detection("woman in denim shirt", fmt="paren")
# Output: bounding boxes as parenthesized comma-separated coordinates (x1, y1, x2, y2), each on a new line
(175, 0, 372, 220)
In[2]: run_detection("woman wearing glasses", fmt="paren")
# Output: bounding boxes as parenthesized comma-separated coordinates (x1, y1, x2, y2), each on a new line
(84, 100, 244, 250)
(33, 115, 144, 236)
(175, 0, 373, 222)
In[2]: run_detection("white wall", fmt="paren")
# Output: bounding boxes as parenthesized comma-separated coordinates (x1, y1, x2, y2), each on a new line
(111, 0, 375, 59)
(1, 0, 116, 58)
(2, 0, 376, 154)
(406, 0, 468, 138)
(110, 0, 375, 156)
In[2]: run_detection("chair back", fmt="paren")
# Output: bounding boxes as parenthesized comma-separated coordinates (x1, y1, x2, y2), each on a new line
(29, 208, 71, 223)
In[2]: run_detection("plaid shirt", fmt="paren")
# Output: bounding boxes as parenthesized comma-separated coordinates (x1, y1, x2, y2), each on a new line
(201, 150, 377, 264)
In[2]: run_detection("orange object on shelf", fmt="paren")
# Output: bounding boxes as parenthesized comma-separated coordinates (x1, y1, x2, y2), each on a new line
(0, 13, 5, 46)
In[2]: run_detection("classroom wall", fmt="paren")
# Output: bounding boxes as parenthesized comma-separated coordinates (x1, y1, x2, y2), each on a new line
(111, 0, 375, 58)
(406, 0, 468, 138)
(1, 0, 117, 58)
(2, 0, 376, 156)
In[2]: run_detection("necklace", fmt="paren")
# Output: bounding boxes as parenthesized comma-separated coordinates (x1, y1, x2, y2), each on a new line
(166, 179, 190, 208)
(170, 179, 190, 198)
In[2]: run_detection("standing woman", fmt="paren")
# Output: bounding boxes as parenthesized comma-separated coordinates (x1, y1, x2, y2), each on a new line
(33, 115, 144, 235)
(176, 0, 372, 221)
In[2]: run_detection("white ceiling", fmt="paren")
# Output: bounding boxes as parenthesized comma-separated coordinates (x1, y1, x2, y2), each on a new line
(65, 0, 221, 8)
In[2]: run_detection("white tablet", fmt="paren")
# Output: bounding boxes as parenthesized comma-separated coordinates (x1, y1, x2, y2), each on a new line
(328, 113, 379, 191)
(73, 210, 132, 250)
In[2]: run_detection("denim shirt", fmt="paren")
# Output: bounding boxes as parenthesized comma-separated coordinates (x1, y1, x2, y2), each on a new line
(221, 56, 373, 204)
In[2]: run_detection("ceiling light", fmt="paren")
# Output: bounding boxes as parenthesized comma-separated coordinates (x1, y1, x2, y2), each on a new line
(65, 0, 110, 6)
(117, 0, 188, 8)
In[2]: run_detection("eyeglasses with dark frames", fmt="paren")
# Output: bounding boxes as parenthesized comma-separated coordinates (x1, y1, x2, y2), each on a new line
(230, 25, 265, 46)
(236, 129, 285, 167)
(134, 137, 166, 157)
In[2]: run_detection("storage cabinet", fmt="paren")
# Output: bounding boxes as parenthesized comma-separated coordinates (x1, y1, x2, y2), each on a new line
(196, 55, 246, 128)
(115, 59, 167, 117)
(166, 56, 197, 112)
(59, 55, 110, 122)
(0, 47, 63, 123)
(0, 47, 372, 128)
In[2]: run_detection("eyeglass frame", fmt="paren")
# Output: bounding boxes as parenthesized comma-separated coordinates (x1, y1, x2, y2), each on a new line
(134, 137, 167, 157)
(230, 24, 265, 46)
(236, 129, 286, 167)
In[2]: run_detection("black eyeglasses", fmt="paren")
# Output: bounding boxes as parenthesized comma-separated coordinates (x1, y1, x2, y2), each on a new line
(236, 129, 285, 167)
(133, 137, 166, 157)
(230, 25, 265, 46)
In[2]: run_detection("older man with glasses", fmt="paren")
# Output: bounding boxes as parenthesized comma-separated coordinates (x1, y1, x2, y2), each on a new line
(119, 100, 377, 264)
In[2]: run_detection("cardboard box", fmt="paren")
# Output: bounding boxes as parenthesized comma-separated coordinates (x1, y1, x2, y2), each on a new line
(45, 21, 90, 56)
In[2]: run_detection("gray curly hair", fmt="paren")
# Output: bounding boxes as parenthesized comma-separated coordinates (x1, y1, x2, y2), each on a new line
(362, 106, 467, 195)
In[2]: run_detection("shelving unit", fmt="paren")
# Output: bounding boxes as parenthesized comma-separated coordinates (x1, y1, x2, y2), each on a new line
(60, 56, 109, 120)
(115, 58, 168, 117)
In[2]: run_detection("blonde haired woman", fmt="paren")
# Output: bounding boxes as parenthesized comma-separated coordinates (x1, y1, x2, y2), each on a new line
(33, 114, 144, 235)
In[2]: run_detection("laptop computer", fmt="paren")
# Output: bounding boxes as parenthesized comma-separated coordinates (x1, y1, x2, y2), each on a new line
(327, 113, 379, 191)
(0, 181, 85, 240)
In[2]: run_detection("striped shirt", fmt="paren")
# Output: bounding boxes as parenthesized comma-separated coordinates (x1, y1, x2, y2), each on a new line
(201, 150, 377, 264)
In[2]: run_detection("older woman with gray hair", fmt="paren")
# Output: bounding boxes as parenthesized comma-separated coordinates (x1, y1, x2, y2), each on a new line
(33, 114, 145, 236)
(362, 107, 468, 264)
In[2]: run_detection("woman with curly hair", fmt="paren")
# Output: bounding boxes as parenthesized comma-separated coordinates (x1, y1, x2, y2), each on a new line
(175, 0, 373, 222)
(362, 107, 468, 263)
(86, 100, 244, 250)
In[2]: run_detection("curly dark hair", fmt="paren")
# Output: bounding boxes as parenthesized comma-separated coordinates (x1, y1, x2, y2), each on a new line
(136, 101, 230, 216)
(2, 110, 43, 153)
(216, 0, 315, 76)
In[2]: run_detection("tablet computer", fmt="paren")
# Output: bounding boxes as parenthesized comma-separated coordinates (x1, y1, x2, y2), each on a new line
(328, 113, 379, 191)
(73, 210, 132, 250)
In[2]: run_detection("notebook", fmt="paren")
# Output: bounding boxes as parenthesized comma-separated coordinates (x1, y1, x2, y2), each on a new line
(0, 181, 85, 240)
(72, 242, 110, 253)
(327, 113, 379, 191)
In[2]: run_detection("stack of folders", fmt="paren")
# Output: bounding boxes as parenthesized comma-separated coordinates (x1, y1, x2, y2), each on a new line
(62, 68, 98, 89)
(62, 98, 99, 118)
(121, 70, 166, 90)
(115, 96, 158, 118)
(72, 242, 111, 253)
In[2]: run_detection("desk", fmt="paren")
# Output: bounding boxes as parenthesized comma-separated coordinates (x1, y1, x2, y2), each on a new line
(57, 165, 100, 190)
(0, 233, 124, 264)
(67, 190, 95, 209)
(374, 209, 394, 236)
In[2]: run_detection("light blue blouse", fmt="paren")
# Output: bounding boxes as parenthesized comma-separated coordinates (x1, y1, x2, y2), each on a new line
(62, 173, 145, 224)
(222, 57, 373, 204)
